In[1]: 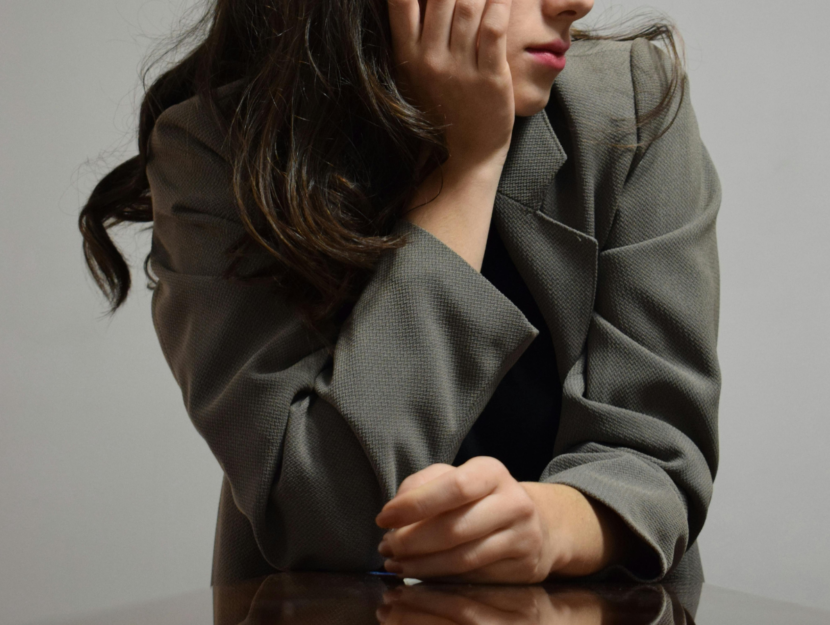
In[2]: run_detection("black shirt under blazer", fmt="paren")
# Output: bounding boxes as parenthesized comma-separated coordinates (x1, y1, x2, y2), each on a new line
(453, 219, 564, 483)
(146, 38, 722, 585)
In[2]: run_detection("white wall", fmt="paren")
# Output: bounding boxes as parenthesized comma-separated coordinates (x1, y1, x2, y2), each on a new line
(1, 2, 222, 624)
(1, 1, 828, 623)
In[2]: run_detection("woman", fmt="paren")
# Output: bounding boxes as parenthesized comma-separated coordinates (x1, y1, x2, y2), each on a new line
(79, 0, 721, 586)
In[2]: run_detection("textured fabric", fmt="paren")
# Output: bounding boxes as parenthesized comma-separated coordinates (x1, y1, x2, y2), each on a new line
(452, 219, 563, 483)
(146, 37, 720, 586)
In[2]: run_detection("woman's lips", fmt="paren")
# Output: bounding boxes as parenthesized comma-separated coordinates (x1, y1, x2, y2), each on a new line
(526, 49, 567, 71)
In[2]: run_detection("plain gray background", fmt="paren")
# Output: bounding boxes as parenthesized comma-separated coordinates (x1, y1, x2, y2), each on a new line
(2, 0, 828, 623)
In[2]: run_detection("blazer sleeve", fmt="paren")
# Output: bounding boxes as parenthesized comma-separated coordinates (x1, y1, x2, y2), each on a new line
(145, 99, 539, 572)
(538, 38, 722, 583)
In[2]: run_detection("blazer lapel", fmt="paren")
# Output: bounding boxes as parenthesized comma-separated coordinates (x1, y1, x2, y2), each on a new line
(494, 110, 598, 383)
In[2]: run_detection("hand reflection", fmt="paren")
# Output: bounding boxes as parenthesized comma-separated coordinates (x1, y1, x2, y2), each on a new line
(213, 572, 695, 625)
(376, 584, 606, 625)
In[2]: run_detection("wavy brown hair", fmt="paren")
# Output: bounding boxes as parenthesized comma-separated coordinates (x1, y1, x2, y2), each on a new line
(79, 1, 686, 349)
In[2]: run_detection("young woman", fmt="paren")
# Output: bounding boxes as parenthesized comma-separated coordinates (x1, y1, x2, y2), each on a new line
(79, 0, 721, 586)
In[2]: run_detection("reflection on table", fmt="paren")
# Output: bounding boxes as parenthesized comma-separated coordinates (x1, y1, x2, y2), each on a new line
(49, 571, 830, 625)
(214, 572, 700, 625)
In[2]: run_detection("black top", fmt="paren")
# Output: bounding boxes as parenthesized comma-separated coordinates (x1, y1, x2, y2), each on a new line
(451, 219, 563, 482)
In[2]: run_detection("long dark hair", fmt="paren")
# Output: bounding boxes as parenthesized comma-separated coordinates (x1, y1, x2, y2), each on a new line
(79, 2, 686, 346)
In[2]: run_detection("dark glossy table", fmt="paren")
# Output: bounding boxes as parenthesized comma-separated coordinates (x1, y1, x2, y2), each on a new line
(49, 572, 830, 625)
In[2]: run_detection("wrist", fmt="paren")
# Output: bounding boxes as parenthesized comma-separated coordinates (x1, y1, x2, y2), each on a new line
(407, 155, 504, 204)
(442, 152, 508, 183)
(521, 482, 633, 579)
(401, 156, 505, 272)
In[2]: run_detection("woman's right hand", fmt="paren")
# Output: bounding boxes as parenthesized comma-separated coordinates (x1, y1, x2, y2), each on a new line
(388, 0, 516, 167)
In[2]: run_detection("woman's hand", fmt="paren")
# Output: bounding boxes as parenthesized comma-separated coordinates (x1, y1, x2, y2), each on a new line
(388, 0, 516, 166)
(375, 457, 566, 583)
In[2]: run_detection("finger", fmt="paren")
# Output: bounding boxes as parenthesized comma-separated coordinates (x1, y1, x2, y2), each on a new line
(377, 457, 507, 528)
(390, 526, 524, 579)
(444, 554, 547, 584)
(477, 0, 511, 75)
(388, 0, 422, 63)
(396, 463, 456, 497)
(385, 486, 532, 558)
(448, 0, 487, 64)
(425, 560, 532, 584)
(379, 465, 456, 530)
(420, 0, 457, 51)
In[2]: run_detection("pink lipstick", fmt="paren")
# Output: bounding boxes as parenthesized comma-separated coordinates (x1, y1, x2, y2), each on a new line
(526, 39, 569, 71)
(526, 49, 567, 70)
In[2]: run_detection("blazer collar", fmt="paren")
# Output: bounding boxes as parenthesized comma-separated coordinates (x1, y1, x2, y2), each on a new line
(492, 106, 598, 383)
(496, 111, 567, 212)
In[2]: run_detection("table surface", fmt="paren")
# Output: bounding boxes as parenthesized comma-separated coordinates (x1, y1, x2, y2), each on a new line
(47, 572, 830, 625)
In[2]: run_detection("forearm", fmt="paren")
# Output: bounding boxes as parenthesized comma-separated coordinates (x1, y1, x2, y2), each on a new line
(521, 482, 637, 578)
(402, 156, 506, 273)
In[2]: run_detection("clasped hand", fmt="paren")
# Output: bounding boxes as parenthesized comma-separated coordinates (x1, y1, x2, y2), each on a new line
(375, 456, 572, 583)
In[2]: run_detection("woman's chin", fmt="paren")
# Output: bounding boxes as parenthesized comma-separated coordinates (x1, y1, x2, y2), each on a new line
(514, 96, 550, 118)
(513, 80, 556, 118)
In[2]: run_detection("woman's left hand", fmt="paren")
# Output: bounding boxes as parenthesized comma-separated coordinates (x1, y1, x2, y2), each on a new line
(374, 456, 573, 583)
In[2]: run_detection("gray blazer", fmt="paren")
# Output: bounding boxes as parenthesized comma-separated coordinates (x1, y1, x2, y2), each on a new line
(146, 37, 721, 586)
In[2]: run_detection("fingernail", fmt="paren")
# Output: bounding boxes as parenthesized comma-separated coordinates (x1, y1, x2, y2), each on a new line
(384, 559, 403, 573)
(375, 604, 390, 622)
(378, 540, 392, 557)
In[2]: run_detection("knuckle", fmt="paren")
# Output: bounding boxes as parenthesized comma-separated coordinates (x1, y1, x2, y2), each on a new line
(495, 458, 511, 478)
(485, 457, 512, 486)
(483, 73, 510, 90)
(513, 494, 536, 520)
(421, 53, 443, 75)
(507, 537, 544, 581)
(486, 455, 508, 474)
(509, 534, 529, 558)
(448, 516, 471, 544)
(531, 550, 547, 581)
(470, 455, 499, 477)
(453, 0, 477, 20)
(479, 20, 506, 40)
(526, 529, 544, 554)
(523, 558, 545, 583)
(458, 546, 482, 571)
(454, 471, 478, 500)
(512, 528, 541, 558)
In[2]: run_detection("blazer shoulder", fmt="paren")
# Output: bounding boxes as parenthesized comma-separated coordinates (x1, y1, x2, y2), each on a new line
(558, 36, 683, 118)
(553, 38, 638, 144)
(147, 80, 248, 224)
(566, 36, 677, 88)
(548, 37, 686, 245)
(150, 79, 246, 163)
